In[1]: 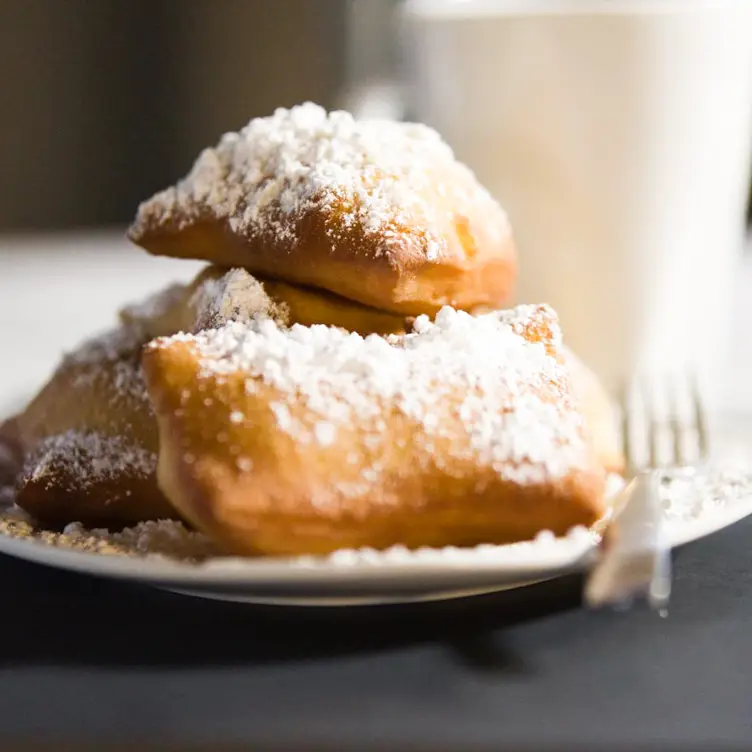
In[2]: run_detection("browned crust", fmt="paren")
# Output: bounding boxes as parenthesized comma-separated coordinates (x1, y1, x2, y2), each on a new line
(11, 332, 176, 526)
(129, 191, 517, 317)
(187, 266, 410, 337)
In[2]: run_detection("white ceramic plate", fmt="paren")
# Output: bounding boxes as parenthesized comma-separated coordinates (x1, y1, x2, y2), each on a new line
(1, 466, 751, 606)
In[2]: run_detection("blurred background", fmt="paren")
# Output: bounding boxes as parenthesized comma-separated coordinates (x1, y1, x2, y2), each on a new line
(0, 0, 403, 231)
(0, 0, 749, 233)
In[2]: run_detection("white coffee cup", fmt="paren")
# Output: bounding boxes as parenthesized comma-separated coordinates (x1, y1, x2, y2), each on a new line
(402, 0, 752, 399)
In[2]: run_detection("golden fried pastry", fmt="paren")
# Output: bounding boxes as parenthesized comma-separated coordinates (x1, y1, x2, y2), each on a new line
(122, 266, 408, 338)
(564, 348, 624, 476)
(182, 271, 620, 472)
(12, 323, 174, 526)
(10, 267, 409, 527)
(128, 102, 516, 317)
(142, 304, 606, 557)
(187, 267, 409, 336)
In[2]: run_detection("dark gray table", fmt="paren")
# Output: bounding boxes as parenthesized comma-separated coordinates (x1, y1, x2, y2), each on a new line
(1, 517, 751, 752)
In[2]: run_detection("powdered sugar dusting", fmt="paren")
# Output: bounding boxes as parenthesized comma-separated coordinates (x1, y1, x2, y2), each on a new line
(150, 303, 589, 486)
(131, 102, 503, 259)
(658, 467, 752, 523)
(22, 431, 156, 490)
(70, 357, 150, 406)
(0, 504, 217, 561)
(65, 324, 144, 367)
(59, 323, 152, 406)
(190, 268, 289, 331)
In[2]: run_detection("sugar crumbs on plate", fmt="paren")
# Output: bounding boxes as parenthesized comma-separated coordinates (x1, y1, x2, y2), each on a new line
(0, 468, 751, 566)
(0, 501, 219, 562)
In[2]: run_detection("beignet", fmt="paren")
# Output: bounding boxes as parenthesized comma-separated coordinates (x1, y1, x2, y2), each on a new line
(142, 304, 606, 556)
(12, 323, 172, 526)
(128, 103, 516, 316)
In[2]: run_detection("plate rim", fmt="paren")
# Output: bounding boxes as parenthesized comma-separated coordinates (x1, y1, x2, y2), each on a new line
(1, 468, 751, 600)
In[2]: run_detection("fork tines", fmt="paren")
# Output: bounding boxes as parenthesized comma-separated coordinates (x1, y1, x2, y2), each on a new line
(620, 372, 710, 475)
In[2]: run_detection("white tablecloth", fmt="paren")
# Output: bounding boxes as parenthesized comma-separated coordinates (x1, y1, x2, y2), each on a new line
(0, 231, 203, 415)
(2, 229, 752, 419)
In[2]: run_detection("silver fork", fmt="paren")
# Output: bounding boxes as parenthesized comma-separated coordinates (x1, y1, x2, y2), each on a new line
(584, 373, 710, 611)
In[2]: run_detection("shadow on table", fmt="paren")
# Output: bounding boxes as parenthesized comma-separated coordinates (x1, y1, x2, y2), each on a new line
(0, 555, 585, 670)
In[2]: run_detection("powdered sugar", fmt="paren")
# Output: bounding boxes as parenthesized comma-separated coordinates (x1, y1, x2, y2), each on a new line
(314, 420, 337, 447)
(190, 268, 289, 331)
(318, 523, 599, 569)
(57, 323, 152, 406)
(0, 503, 218, 561)
(658, 467, 752, 523)
(131, 102, 503, 259)
(22, 431, 156, 490)
(150, 303, 589, 486)
(64, 324, 144, 367)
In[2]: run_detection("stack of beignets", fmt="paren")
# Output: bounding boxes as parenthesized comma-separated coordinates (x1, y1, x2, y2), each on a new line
(2, 102, 621, 555)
